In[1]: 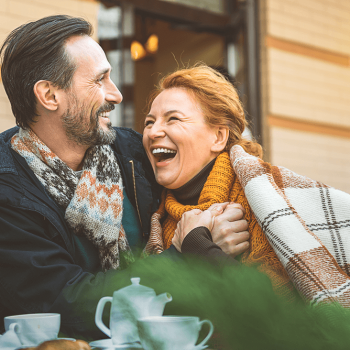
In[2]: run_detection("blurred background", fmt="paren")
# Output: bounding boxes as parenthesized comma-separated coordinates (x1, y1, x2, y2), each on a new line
(0, 0, 349, 193)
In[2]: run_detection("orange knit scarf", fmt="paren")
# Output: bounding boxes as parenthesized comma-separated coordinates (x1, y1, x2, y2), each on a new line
(158, 152, 294, 298)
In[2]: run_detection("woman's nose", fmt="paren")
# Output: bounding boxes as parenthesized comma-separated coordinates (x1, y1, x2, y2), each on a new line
(147, 121, 166, 139)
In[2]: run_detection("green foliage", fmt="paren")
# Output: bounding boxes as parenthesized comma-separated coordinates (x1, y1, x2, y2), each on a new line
(128, 255, 350, 350)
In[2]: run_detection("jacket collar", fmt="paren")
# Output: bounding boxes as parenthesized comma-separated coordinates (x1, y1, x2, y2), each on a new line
(0, 126, 19, 175)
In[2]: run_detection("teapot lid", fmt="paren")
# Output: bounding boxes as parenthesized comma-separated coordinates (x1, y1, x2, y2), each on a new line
(131, 277, 141, 285)
(116, 277, 155, 296)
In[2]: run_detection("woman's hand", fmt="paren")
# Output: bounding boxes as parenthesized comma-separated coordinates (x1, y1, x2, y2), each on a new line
(172, 205, 226, 252)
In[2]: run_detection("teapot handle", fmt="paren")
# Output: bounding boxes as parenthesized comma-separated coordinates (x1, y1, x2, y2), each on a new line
(95, 296, 113, 337)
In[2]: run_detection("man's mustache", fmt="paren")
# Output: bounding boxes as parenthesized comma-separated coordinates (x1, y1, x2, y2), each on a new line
(95, 103, 115, 117)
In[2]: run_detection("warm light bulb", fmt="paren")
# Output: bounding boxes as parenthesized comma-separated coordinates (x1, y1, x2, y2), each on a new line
(131, 41, 147, 61)
(145, 34, 159, 54)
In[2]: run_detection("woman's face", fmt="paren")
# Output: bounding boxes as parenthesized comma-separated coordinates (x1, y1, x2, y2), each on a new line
(143, 88, 220, 189)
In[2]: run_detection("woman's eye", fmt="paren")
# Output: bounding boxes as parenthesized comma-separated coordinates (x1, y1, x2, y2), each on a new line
(169, 116, 179, 121)
(144, 120, 154, 127)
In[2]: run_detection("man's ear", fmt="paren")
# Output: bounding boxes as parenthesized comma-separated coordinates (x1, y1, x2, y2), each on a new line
(211, 127, 229, 153)
(33, 80, 59, 111)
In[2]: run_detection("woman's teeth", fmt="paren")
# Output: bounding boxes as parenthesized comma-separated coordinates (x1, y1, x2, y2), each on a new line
(152, 148, 177, 162)
(152, 148, 176, 154)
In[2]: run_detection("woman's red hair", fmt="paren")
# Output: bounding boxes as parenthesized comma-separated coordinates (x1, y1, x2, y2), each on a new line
(147, 64, 262, 158)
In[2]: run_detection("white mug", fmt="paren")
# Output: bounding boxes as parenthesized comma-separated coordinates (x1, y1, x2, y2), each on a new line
(137, 316, 214, 350)
(4, 313, 60, 347)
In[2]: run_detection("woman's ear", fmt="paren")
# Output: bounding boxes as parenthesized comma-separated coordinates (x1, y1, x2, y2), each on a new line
(33, 80, 59, 111)
(211, 127, 229, 153)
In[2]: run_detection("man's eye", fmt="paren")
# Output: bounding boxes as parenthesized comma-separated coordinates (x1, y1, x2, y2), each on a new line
(169, 116, 179, 121)
(97, 76, 104, 83)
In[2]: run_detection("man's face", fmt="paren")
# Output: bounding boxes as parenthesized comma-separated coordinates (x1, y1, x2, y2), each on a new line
(61, 36, 123, 146)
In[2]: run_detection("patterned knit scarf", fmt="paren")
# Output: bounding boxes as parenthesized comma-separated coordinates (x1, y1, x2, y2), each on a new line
(11, 128, 133, 271)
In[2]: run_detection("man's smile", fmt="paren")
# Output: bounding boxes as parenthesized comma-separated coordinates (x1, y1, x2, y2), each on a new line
(99, 111, 110, 119)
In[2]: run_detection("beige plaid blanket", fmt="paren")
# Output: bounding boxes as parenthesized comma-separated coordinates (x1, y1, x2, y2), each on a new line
(230, 145, 350, 306)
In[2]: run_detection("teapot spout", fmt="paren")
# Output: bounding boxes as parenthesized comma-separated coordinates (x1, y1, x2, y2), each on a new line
(151, 293, 172, 316)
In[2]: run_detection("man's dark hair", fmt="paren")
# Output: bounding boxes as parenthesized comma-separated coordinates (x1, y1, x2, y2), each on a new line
(0, 15, 93, 129)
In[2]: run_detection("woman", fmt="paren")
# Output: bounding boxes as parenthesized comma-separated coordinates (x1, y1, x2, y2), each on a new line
(143, 64, 350, 306)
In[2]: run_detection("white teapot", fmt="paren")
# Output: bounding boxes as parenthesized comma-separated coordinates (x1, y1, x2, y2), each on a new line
(95, 277, 172, 345)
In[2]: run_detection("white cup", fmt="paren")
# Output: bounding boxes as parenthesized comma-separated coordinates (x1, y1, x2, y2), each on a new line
(4, 313, 60, 347)
(137, 316, 214, 350)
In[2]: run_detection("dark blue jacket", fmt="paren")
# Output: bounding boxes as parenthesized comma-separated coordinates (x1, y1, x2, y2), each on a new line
(0, 126, 164, 339)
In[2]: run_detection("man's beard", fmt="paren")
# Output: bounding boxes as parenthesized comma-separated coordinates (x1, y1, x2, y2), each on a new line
(62, 94, 116, 147)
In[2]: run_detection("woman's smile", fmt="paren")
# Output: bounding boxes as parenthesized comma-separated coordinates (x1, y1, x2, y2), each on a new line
(151, 146, 177, 166)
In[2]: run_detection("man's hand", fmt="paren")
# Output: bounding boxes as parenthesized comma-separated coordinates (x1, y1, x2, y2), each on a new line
(210, 203, 249, 258)
(172, 205, 226, 252)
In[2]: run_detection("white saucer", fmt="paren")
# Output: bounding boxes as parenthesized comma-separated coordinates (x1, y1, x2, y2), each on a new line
(89, 339, 143, 350)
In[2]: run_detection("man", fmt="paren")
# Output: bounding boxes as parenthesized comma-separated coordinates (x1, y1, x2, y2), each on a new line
(0, 15, 249, 338)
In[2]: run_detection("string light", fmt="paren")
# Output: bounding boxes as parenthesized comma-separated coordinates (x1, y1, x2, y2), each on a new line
(131, 41, 147, 61)
(145, 34, 158, 54)
(130, 35, 159, 61)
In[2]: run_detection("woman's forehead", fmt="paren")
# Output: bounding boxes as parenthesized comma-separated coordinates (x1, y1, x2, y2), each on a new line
(151, 88, 202, 114)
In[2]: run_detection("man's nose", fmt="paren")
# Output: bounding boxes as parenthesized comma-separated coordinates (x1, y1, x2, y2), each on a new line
(105, 80, 123, 104)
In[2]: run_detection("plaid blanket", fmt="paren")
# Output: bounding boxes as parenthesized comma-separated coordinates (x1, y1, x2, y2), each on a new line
(230, 145, 350, 306)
